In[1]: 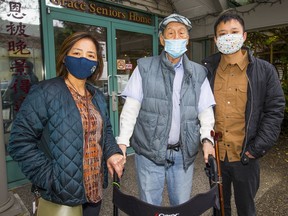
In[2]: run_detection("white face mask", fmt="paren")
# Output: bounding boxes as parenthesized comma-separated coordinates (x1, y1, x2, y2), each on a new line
(216, 34, 244, 55)
(164, 39, 187, 59)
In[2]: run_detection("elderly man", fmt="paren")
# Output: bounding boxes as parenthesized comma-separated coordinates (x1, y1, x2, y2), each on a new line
(117, 13, 215, 206)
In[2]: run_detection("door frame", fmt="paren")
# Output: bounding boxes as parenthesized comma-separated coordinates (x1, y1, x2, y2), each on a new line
(40, 2, 159, 134)
(110, 23, 158, 134)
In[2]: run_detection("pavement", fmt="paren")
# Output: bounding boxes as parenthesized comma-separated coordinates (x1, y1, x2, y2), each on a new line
(10, 135, 288, 216)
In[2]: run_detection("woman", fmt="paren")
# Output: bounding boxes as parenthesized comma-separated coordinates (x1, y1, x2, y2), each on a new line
(8, 32, 125, 216)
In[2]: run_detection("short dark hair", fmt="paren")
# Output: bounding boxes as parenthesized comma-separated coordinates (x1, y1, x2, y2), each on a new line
(214, 11, 245, 36)
(56, 32, 104, 82)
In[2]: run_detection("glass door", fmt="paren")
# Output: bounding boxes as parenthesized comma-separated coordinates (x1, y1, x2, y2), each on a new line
(110, 20, 157, 137)
(52, 20, 110, 100)
(42, 6, 114, 118)
(113, 29, 153, 154)
(114, 29, 153, 120)
(42, 5, 157, 136)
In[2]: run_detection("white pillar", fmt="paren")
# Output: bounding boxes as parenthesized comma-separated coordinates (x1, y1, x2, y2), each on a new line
(0, 93, 23, 216)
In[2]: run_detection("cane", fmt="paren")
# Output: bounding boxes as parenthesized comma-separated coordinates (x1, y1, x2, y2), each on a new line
(211, 131, 224, 216)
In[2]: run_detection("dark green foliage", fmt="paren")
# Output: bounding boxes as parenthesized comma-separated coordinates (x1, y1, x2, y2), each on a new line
(245, 27, 288, 133)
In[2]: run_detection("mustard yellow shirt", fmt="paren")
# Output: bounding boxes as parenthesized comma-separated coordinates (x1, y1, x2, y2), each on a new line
(214, 50, 249, 162)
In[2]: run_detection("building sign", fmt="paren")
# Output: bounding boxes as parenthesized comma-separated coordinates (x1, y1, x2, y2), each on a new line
(2, 1, 36, 113)
(49, 0, 153, 26)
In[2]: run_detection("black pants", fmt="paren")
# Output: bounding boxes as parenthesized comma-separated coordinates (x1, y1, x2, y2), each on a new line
(221, 157, 260, 216)
(83, 201, 102, 216)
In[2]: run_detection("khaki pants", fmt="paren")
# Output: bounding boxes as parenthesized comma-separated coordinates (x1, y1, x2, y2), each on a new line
(37, 198, 82, 216)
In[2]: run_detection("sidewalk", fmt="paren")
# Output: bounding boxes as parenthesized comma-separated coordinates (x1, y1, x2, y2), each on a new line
(11, 136, 288, 215)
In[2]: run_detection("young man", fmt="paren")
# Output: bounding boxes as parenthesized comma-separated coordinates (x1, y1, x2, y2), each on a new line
(203, 11, 285, 216)
(117, 13, 216, 206)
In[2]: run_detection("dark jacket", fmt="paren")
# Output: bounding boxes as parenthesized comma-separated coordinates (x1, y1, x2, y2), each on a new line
(8, 77, 122, 206)
(202, 48, 285, 159)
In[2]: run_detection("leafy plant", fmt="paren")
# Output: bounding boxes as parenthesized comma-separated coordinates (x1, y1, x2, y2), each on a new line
(246, 27, 288, 133)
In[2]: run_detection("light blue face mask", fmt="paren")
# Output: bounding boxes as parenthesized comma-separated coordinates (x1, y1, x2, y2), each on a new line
(164, 39, 188, 59)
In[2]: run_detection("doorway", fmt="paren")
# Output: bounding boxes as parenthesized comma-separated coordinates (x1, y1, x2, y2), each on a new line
(42, 5, 156, 137)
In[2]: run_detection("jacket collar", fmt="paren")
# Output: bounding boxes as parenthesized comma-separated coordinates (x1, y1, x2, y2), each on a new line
(202, 47, 255, 74)
(160, 50, 194, 77)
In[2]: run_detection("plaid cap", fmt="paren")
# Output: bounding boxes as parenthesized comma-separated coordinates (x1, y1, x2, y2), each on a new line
(158, 13, 192, 35)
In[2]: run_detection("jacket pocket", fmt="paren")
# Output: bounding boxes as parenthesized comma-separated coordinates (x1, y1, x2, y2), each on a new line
(49, 162, 60, 199)
(184, 121, 200, 157)
(236, 84, 248, 110)
(134, 111, 159, 148)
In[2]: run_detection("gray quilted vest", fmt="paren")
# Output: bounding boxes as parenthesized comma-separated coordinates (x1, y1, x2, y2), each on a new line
(131, 51, 207, 170)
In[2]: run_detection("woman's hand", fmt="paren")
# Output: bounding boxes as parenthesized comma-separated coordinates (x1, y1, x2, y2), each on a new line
(118, 144, 127, 161)
(107, 154, 125, 178)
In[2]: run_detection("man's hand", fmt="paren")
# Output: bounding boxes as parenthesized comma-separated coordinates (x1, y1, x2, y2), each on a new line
(202, 141, 215, 163)
(107, 154, 125, 178)
(245, 151, 255, 159)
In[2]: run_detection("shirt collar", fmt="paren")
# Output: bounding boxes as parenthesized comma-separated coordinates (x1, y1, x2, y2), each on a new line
(173, 57, 183, 69)
(219, 50, 249, 71)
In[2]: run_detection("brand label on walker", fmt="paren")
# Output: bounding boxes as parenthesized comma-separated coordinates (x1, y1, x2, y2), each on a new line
(154, 213, 180, 216)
